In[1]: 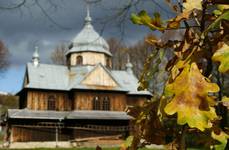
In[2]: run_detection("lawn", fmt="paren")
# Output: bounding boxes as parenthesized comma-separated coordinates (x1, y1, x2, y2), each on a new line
(2, 148, 162, 150)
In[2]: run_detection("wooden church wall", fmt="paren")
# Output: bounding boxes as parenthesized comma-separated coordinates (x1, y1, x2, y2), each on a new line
(81, 65, 118, 87)
(70, 52, 107, 66)
(11, 126, 123, 142)
(74, 91, 127, 111)
(27, 90, 72, 111)
(25, 90, 147, 111)
(11, 126, 71, 142)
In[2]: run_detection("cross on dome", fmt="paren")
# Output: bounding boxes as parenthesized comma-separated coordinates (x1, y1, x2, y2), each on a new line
(65, 0, 112, 57)
(85, 0, 92, 24)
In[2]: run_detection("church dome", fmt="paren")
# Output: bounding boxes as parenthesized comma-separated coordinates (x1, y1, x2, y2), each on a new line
(66, 10, 111, 56)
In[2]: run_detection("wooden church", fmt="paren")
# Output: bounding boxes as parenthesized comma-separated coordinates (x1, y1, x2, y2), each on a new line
(3, 4, 151, 143)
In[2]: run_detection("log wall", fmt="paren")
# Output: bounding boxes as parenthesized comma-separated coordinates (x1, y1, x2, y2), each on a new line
(11, 126, 72, 142)
(73, 129, 123, 139)
(25, 90, 147, 111)
(70, 52, 111, 67)
(27, 91, 71, 111)
(11, 126, 125, 142)
(74, 91, 127, 111)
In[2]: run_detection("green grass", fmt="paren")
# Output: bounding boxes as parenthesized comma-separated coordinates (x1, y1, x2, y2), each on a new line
(3, 148, 162, 150)
(0, 148, 86, 150)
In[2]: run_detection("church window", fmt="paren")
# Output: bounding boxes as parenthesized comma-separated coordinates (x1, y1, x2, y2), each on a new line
(48, 95, 56, 110)
(102, 97, 110, 110)
(76, 55, 83, 65)
(93, 96, 100, 110)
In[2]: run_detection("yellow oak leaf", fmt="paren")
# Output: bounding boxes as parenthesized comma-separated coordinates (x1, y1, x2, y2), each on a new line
(164, 63, 219, 131)
(183, 0, 202, 12)
(217, 5, 229, 12)
(167, 11, 191, 29)
(212, 43, 229, 73)
(222, 96, 229, 109)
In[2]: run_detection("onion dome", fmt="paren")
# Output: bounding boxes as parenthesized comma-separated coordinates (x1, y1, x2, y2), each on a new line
(66, 4, 111, 56)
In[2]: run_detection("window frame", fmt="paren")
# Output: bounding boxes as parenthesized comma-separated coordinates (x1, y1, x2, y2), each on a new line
(76, 55, 83, 65)
(47, 95, 56, 110)
(102, 96, 110, 110)
(93, 96, 100, 110)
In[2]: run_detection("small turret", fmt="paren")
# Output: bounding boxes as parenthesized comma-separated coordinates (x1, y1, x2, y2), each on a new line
(65, 0, 112, 67)
(126, 54, 133, 74)
(32, 46, 40, 67)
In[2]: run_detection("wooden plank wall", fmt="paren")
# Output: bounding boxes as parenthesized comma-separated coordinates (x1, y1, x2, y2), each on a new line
(11, 126, 72, 142)
(70, 52, 108, 66)
(27, 91, 71, 111)
(73, 129, 122, 139)
(74, 92, 127, 111)
(11, 126, 124, 142)
(81, 65, 118, 87)
(26, 91, 147, 111)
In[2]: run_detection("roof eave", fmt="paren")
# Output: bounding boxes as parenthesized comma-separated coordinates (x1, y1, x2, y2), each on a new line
(65, 50, 112, 57)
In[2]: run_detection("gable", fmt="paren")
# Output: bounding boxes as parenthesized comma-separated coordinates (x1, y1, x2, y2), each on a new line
(23, 68, 29, 87)
(81, 65, 118, 87)
(23, 74, 29, 87)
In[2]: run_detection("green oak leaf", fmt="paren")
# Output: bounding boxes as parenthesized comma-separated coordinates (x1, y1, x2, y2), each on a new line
(211, 130, 229, 150)
(212, 43, 229, 73)
(206, 10, 229, 33)
(131, 10, 165, 31)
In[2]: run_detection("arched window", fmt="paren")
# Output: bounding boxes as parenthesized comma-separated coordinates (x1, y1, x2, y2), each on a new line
(93, 96, 100, 110)
(76, 55, 83, 65)
(103, 97, 110, 110)
(48, 95, 56, 110)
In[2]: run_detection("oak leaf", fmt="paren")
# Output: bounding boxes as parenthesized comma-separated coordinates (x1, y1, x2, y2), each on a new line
(128, 101, 167, 146)
(222, 96, 229, 109)
(217, 4, 229, 11)
(123, 136, 134, 148)
(212, 42, 229, 73)
(211, 130, 229, 150)
(206, 10, 229, 33)
(164, 63, 219, 131)
(167, 11, 191, 29)
(131, 10, 165, 31)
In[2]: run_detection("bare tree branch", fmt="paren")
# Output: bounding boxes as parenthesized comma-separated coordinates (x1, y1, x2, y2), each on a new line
(50, 43, 67, 65)
(0, 0, 26, 9)
(34, 0, 71, 30)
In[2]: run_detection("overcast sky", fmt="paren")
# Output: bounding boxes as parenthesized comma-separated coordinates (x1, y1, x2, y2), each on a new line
(0, 0, 174, 94)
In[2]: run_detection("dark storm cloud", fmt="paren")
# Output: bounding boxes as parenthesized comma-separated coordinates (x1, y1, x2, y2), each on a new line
(0, 0, 174, 66)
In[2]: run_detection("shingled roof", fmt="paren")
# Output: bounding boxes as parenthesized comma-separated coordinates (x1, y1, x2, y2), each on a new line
(8, 109, 132, 120)
(24, 62, 151, 96)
